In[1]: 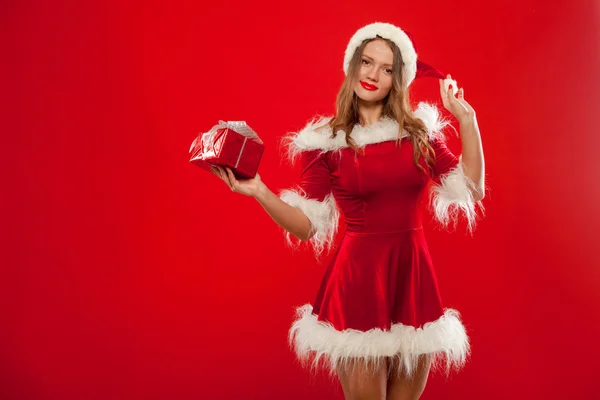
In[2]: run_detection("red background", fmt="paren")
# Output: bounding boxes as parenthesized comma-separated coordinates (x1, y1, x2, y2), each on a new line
(3, 0, 600, 399)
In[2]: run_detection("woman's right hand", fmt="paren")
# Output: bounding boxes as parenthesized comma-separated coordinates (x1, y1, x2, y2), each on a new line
(211, 166, 264, 198)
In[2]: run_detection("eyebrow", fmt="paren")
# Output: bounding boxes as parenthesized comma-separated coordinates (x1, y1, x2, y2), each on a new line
(362, 55, 393, 68)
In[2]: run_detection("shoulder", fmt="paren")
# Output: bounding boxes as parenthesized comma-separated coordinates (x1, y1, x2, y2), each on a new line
(282, 115, 340, 162)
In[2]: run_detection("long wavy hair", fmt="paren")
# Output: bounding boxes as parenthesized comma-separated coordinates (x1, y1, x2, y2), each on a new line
(325, 36, 435, 175)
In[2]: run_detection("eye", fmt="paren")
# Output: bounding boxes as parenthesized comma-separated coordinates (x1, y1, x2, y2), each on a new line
(384, 68, 393, 74)
(361, 59, 370, 65)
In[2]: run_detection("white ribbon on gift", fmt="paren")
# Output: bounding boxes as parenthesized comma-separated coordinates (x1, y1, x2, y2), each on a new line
(189, 121, 263, 166)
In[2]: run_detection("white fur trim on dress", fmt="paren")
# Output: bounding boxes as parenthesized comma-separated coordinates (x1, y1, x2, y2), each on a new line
(288, 304, 470, 378)
(413, 102, 452, 142)
(343, 22, 418, 87)
(284, 102, 447, 160)
(430, 156, 485, 234)
(279, 189, 340, 258)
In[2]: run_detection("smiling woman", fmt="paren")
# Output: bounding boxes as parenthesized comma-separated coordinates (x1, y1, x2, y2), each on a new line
(211, 21, 486, 400)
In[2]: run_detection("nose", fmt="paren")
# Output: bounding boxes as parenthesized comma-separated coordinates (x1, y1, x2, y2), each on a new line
(366, 68, 379, 83)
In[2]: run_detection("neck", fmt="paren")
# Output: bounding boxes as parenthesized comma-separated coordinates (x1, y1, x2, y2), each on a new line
(357, 99, 384, 126)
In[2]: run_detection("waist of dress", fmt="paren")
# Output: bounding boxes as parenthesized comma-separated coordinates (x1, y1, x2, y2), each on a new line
(345, 227, 423, 237)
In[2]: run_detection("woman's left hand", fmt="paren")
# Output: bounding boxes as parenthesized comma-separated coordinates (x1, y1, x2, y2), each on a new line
(439, 74, 476, 124)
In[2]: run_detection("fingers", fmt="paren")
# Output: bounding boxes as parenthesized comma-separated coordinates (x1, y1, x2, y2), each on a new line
(226, 168, 239, 192)
(439, 79, 450, 107)
(211, 166, 232, 189)
(439, 75, 474, 118)
(448, 85, 456, 99)
(210, 165, 220, 177)
(222, 167, 234, 189)
(456, 88, 472, 109)
(440, 75, 459, 105)
(209, 166, 248, 193)
(210, 165, 220, 180)
(447, 78, 457, 99)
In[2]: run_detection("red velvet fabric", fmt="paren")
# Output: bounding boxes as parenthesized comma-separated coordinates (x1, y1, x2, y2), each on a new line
(294, 137, 459, 330)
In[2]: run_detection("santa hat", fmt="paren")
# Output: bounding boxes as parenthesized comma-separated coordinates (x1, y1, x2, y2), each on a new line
(343, 22, 457, 92)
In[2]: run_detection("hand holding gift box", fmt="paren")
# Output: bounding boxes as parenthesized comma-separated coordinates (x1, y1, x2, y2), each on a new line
(189, 121, 264, 179)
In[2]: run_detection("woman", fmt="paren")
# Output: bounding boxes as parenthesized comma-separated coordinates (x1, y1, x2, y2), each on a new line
(212, 22, 486, 400)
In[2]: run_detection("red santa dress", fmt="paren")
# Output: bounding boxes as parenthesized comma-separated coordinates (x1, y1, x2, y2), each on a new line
(278, 102, 484, 378)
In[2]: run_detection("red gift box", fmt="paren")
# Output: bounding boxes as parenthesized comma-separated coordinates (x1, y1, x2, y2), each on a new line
(189, 121, 264, 179)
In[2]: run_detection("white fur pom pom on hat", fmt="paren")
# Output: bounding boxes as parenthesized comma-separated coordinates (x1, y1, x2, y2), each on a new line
(443, 78, 458, 96)
(343, 22, 418, 86)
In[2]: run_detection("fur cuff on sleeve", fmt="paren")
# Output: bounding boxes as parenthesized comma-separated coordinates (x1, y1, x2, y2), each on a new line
(430, 157, 485, 234)
(279, 189, 340, 258)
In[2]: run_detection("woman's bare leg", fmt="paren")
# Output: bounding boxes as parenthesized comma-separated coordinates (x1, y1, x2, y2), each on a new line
(336, 358, 388, 400)
(386, 355, 432, 400)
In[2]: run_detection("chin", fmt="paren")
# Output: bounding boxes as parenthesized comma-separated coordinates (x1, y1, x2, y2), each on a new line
(356, 91, 384, 103)
(356, 87, 388, 102)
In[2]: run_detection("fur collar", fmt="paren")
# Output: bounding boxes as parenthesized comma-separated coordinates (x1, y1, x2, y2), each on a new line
(284, 102, 450, 160)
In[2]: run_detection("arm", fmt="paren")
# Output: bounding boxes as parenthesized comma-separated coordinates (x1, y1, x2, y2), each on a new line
(254, 182, 313, 241)
(212, 167, 312, 241)
(439, 75, 486, 202)
(213, 148, 339, 258)
(459, 117, 485, 202)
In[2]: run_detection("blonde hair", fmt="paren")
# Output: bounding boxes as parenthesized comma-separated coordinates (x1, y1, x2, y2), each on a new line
(326, 37, 435, 175)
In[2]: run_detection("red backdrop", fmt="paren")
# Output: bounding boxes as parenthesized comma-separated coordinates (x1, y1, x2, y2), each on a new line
(3, 0, 600, 398)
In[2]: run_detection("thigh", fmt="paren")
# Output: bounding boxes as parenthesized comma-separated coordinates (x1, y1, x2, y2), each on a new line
(337, 357, 388, 400)
(386, 354, 432, 400)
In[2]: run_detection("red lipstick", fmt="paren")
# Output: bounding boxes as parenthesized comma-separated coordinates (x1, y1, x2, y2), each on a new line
(360, 81, 378, 91)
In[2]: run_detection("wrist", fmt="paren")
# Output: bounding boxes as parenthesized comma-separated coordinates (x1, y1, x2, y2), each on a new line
(458, 114, 477, 127)
(253, 181, 269, 202)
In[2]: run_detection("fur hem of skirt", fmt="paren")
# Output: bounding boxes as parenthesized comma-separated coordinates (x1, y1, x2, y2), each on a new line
(288, 304, 470, 378)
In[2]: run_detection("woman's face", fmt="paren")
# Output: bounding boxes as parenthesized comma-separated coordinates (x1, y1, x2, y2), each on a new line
(354, 39, 394, 103)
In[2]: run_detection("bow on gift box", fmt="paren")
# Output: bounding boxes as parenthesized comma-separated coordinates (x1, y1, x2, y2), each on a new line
(189, 120, 263, 162)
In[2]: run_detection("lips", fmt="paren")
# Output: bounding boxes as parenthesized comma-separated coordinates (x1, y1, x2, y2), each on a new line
(360, 81, 378, 91)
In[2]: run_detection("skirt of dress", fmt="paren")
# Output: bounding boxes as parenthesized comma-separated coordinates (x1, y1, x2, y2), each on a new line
(288, 227, 469, 378)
